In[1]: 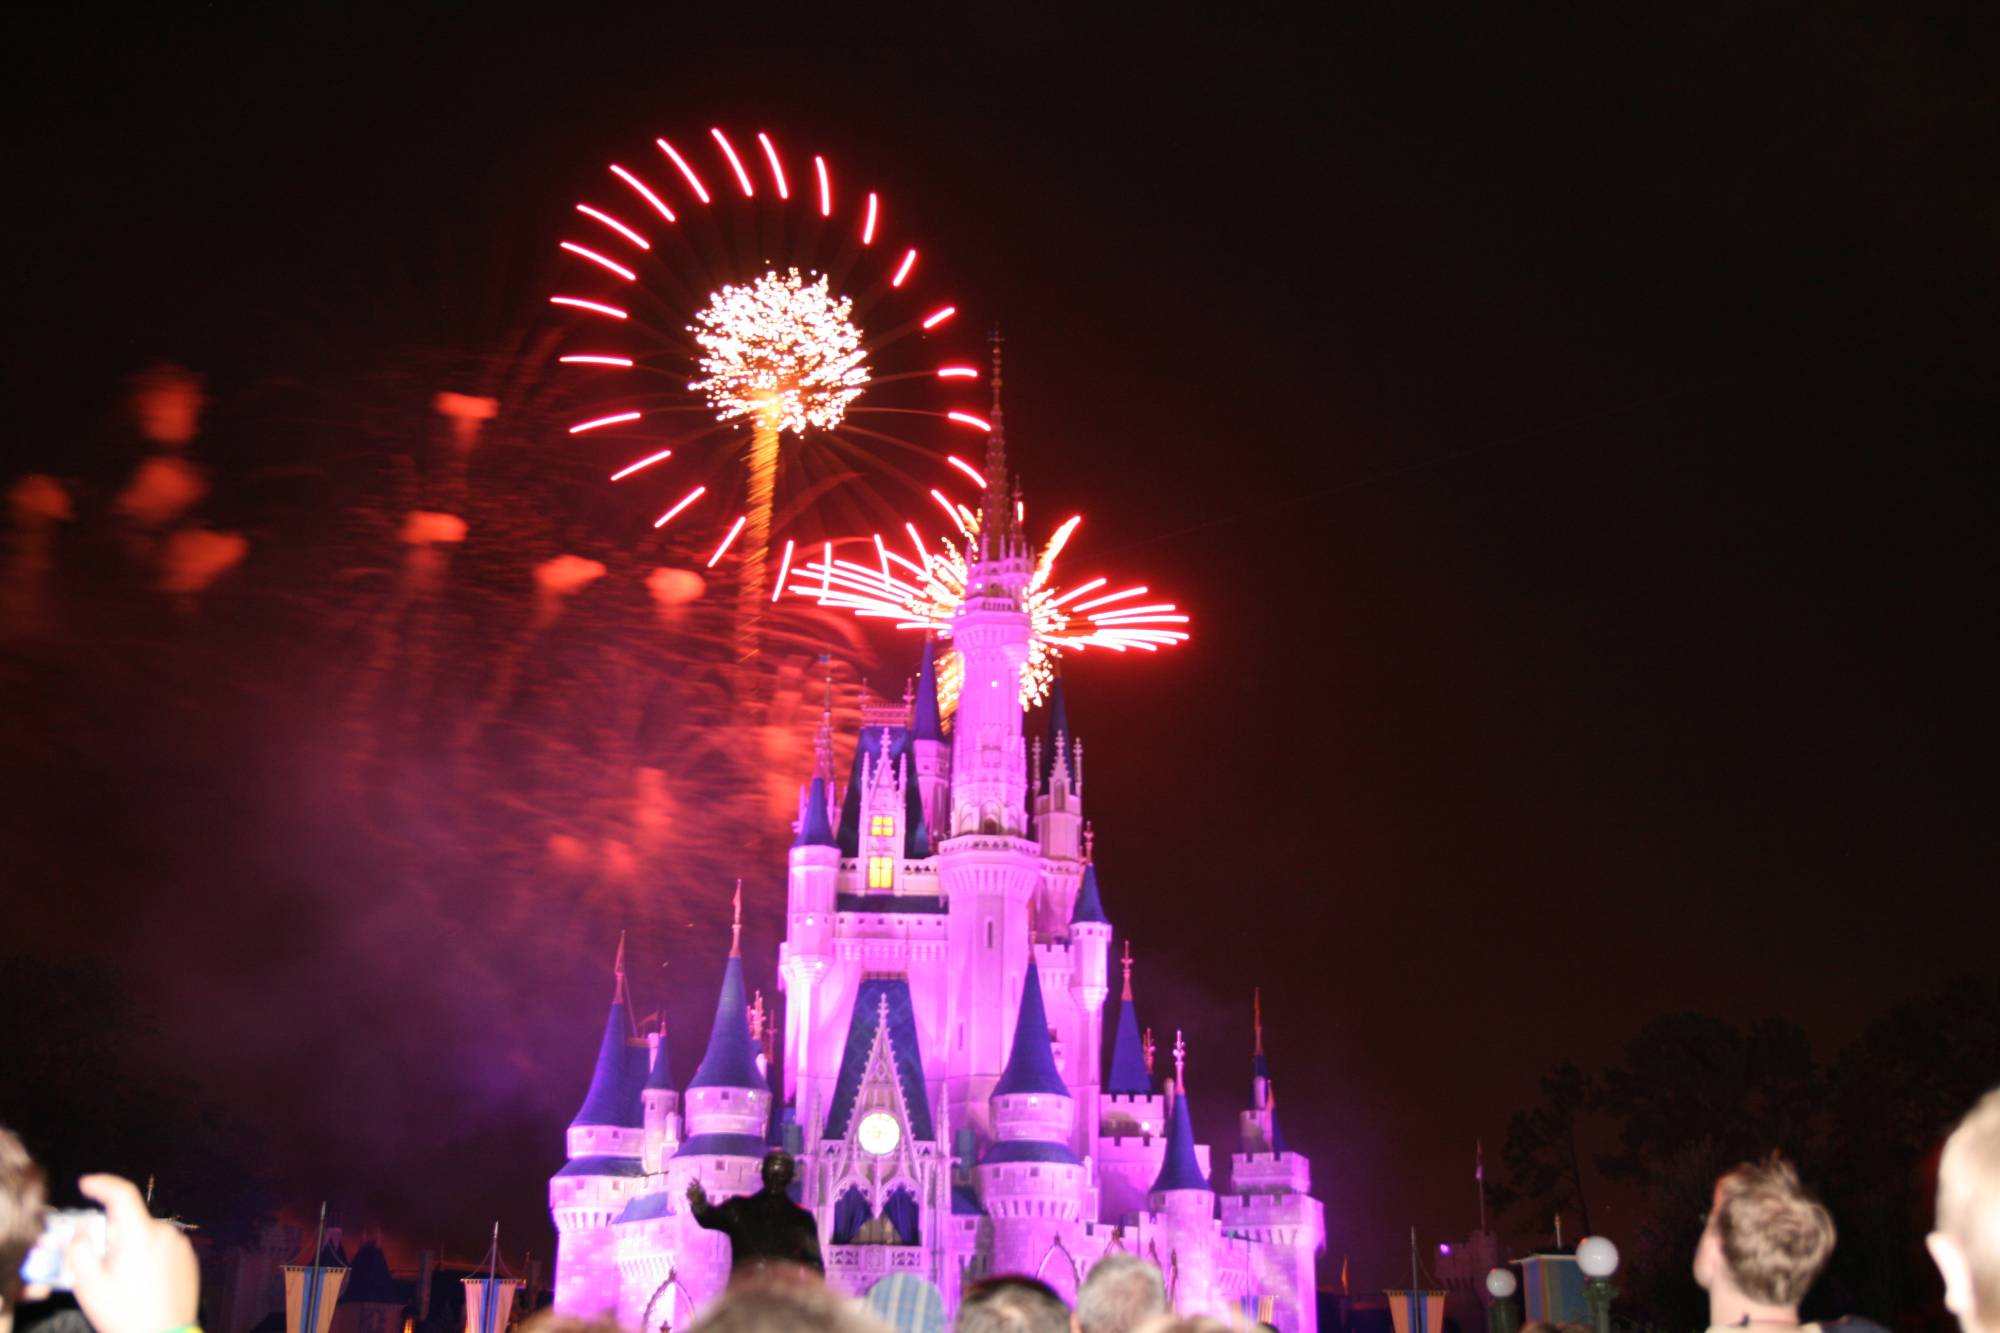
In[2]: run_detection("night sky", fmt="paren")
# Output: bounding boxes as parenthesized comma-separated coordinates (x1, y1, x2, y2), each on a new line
(3, 6, 1994, 1295)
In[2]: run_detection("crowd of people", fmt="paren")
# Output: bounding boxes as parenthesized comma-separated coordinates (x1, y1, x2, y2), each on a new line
(4, 1086, 1997, 1333)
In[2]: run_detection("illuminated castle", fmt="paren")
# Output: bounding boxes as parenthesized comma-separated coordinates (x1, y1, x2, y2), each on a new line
(548, 384, 1324, 1328)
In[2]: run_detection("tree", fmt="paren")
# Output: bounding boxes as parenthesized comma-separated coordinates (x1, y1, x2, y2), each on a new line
(1494, 1059, 1598, 1238)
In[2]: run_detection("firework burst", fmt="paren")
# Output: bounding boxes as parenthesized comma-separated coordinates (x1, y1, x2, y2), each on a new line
(545, 127, 986, 640)
(784, 483, 1189, 709)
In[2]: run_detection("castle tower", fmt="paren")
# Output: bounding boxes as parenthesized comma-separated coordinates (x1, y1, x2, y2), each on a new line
(977, 958, 1086, 1297)
(1098, 943, 1168, 1223)
(944, 336, 1032, 842)
(1066, 860, 1110, 1162)
(782, 692, 839, 1106)
(640, 1023, 680, 1173)
(1034, 680, 1085, 932)
(1148, 1035, 1217, 1315)
(910, 638, 950, 840)
(1220, 997, 1324, 1333)
(550, 939, 648, 1315)
(679, 887, 773, 1165)
(940, 338, 1040, 1133)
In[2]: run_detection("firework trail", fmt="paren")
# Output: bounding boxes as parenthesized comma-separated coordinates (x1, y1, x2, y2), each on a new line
(545, 126, 991, 662)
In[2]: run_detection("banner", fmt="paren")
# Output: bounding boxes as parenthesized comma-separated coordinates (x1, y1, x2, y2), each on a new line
(1385, 1290, 1446, 1333)
(282, 1265, 348, 1333)
(463, 1275, 523, 1333)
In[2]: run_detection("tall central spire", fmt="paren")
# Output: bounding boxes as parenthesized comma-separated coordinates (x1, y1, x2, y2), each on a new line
(980, 329, 1014, 556)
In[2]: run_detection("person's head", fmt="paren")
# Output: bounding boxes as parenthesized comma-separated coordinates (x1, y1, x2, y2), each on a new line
(760, 1150, 795, 1193)
(955, 1276, 1068, 1333)
(1931, 1088, 2000, 1333)
(1074, 1257, 1165, 1333)
(687, 1275, 884, 1333)
(0, 1128, 48, 1332)
(1693, 1152, 1835, 1314)
(1127, 1318, 1228, 1333)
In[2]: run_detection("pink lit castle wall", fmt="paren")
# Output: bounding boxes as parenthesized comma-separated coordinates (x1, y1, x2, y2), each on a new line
(548, 414, 1324, 1328)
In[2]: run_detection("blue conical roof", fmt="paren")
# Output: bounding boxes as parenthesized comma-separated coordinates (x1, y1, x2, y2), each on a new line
(1038, 677, 1075, 788)
(993, 960, 1069, 1097)
(1107, 993, 1150, 1095)
(644, 1029, 674, 1092)
(903, 758, 932, 857)
(1071, 864, 1108, 925)
(912, 639, 943, 742)
(688, 956, 765, 1090)
(1150, 1088, 1210, 1193)
(571, 998, 644, 1128)
(794, 775, 836, 848)
(1268, 1105, 1287, 1155)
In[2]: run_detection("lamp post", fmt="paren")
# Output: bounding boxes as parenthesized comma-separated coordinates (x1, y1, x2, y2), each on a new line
(1575, 1236, 1619, 1333)
(1483, 1267, 1519, 1333)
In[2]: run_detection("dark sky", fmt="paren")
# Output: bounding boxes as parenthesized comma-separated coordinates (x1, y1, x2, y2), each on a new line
(2, 5, 1995, 1292)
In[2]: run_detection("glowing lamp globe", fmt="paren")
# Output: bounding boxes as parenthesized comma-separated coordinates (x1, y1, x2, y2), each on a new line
(857, 1111, 901, 1156)
(1484, 1268, 1517, 1300)
(1575, 1236, 1620, 1279)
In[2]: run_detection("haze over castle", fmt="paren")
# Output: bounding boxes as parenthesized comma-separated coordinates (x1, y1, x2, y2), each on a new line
(548, 397, 1325, 1325)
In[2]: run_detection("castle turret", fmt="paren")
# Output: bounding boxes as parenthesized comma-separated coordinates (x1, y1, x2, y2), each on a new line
(782, 690, 839, 1106)
(1035, 678, 1083, 861)
(978, 958, 1086, 1293)
(944, 337, 1031, 841)
(1066, 857, 1110, 1162)
(680, 887, 772, 1164)
(1098, 942, 1168, 1223)
(640, 1023, 679, 1173)
(910, 638, 950, 839)
(1148, 1034, 1217, 1314)
(550, 939, 648, 1315)
(1221, 997, 1324, 1333)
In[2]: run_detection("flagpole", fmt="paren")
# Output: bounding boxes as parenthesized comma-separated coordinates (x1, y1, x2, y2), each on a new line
(483, 1222, 500, 1333)
(1477, 1140, 1488, 1233)
(304, 1202, 328, 1333)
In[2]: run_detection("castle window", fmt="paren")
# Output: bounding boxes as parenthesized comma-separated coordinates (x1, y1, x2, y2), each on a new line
(871, 815, 895, 836)
(985, 921, 995, 949)
(868, 856, 893, 889)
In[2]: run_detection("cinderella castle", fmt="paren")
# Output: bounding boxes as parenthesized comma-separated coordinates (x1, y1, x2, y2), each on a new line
(548, 391, 1325, 1328)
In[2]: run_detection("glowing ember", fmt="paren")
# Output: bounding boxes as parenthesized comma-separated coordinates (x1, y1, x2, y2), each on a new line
(689, 268, 869, 435)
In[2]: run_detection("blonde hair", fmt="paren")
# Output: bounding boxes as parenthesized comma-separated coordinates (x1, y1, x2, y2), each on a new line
(1712, 1153, 1836, 1307)
(0, 1128, 46, 1311)
(1938, 1088, 2000, 1322)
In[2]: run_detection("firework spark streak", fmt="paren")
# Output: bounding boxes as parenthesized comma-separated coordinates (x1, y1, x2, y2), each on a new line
(784, 508, 1189, 706)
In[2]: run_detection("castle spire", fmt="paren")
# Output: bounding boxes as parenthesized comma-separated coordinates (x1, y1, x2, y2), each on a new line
(980, 329, 1014, 554)
(912, 636, 943, 741)
(1070, 861, 1108, 926)
(993, 958, 1068, 1097)
(815, 659, 835, 781)
(570, 936, 645, 1129)
(1149, 1035, 1210, 1194)
(729, 880, 742, 958)
(1106, 942, 1151, 1095)
(1254, 988, 1265, 1058)
(688, 909, 763, 1091)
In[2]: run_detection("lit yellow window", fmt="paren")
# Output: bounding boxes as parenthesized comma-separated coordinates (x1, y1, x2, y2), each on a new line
(868, 856, 894, 888)
(871, 815, 895, 836)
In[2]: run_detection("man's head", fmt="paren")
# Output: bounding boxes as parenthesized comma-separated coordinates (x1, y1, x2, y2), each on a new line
(760, 1150, 795, 1194)
(1931, 1087, 2000, 1333)
(954, 1276, 1069, 1333)
(687, 1274, 888, 1333)
(0, 1128, 47, 1328)
(1693, 1152, 1835, 1314)
(1074, 1257, 1165, 1333)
